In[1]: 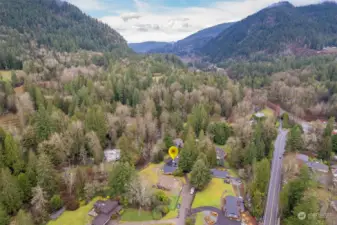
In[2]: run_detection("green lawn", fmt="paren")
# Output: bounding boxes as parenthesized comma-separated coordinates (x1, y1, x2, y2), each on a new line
(47, 197, 105, 225)
(139, 163, 163, 184)
(192, 178, 235, 208)
(0, 70, 12, 81)
(195, 213, 204, 225)
(120, 208, 153, 221)
(261, 108, 274, 118)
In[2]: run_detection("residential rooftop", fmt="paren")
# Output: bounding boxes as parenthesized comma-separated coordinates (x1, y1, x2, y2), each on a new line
(296, 153, 309, 162)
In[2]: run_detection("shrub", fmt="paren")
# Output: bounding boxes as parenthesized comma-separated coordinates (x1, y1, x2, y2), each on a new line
(50, 195, 64, 211)
(173, 168, 184, 177)
(64, 196, 79, 211)
(152, 209, 162, 220)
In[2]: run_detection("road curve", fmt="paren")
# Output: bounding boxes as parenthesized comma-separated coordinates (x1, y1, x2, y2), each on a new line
(263, 123, 288, 225)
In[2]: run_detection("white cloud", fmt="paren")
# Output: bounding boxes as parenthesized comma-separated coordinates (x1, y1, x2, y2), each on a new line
(66, 0, 103, 11)
(97, 0, 323, 42)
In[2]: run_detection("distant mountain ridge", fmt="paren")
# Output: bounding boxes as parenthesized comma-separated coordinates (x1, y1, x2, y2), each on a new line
(201, 1, 337, 61)
(128, 42, 170, 53)
(0, 0, 127, 53)
(130, 22, 234, 55)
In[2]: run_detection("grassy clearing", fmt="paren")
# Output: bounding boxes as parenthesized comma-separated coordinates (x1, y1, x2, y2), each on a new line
(192, 178, 235, 208)
(47, 196, 104, 225)
(0, 70, 12, 81)
(261, 108, 274, 118)
(195, 213, 204, 225)
(139, 163, 163, 184)
(120, 209, 153, 221)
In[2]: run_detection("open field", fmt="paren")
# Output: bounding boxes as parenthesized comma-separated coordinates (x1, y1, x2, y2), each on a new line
(120, 209, 153, 221)
(192, 178, 235, 208)
(195, 213, 204, 225)
(0, 70, 12, 81)
(261, 108, 274, 118)
(47, 197, 105, 225)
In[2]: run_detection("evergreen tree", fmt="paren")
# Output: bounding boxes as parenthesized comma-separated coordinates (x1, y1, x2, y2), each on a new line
(108, 162, 135, 197)
(85, 106, 107, 145)
(246, 141, 257, 165)
(3, 133, 23, 175)
(179, 129, 198, 172)
(190, 159, 212, 190)
(17, 173, 32, 203)
(34, 105, 55, 142)
(207, 122, 231, 145)
(0, 205, 9, 225)
(332, 134, 337, 153)
(318, 136, 332, 161)
(26, 150, 38, 188)
(188, 104, 209, 136)
(36, 153, 57, 197)
(85, 131, 103, 164)
(207, 147, 218, 168)
(0, 168, 22, 214)
(323, 117, 335, 137)
(286, 126, 303, 152)
(117, 134, 139, 166)
(163, 133, 174, 150)
(0, 204, 10, 225)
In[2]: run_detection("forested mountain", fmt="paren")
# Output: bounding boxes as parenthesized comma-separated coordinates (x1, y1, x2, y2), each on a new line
(144, 22, 233, 55)
(0, 0, 128, 69)
(201, 2, 337, 62)
(128, 42, 170, 53)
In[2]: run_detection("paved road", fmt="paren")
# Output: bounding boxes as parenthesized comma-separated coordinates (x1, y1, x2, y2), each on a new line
(177, 175, 195, 225)
(263, 122, 288, 225)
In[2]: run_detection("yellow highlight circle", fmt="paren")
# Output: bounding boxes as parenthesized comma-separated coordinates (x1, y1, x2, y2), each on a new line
(168, 146, 179, 159)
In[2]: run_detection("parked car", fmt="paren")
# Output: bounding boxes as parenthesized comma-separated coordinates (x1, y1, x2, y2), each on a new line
(190, 187, 195, 195)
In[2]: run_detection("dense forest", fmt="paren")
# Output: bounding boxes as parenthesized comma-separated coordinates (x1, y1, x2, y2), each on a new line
(201, 2, 337, 61)
(219, 55, 337, 119)
(0, 0, 128, 70)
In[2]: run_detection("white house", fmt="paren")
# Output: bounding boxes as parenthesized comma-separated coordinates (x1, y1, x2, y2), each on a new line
(104, 149, 121, 162)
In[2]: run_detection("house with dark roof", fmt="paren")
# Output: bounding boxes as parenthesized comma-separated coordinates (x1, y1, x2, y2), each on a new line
(296, 153, 309, 163)
(211, 169, 229, 179)
(92, 200, 122, 225)
(215, 147, 227, 166)
(306, 161, 329, 173)
(163, 157, 179, 175)
(223, 196, 244, 221)
(173, 138, 184, 148)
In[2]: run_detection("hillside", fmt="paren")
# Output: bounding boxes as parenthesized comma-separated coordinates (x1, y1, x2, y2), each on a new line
(0, 0, 128, 68)
(147, 22, 233, 56)
(128, 41, 170, 53)
(201, 2, 337, 62)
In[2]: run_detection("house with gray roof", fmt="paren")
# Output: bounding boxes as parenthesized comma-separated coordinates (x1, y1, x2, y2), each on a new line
(163, 158, 179, 175)
(104, 149, 120, 162)
(306, 161, 329, 173)
(296, 153, 309, 163)
(215, 147, 227, 166)
(173, 138, 184, 148)
(223, 196, 244, 221)
(92, 200, 122, 225)
(211, 169, 229, 179)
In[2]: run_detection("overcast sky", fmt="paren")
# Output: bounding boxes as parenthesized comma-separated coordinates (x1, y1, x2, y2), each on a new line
(66, 0, 324, 43)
